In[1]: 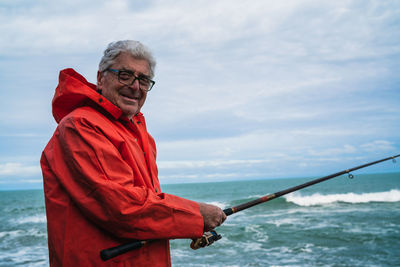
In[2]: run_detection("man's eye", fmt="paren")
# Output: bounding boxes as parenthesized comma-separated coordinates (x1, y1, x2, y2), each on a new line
(119, 72, 133, 80)
(139, 77, 150, 86)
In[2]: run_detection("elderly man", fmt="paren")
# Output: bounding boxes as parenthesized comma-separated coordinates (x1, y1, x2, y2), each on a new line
(41, 40, 226, 266)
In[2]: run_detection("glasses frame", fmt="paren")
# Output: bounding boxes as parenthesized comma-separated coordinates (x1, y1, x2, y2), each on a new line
(106, 68, 155, 92)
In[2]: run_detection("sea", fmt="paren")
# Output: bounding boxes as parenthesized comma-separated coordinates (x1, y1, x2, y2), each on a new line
(0, 172, 399, 267)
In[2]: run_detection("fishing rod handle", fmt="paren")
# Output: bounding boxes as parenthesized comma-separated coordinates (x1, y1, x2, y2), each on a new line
(101, 208, 232, 261)
(100, 240, 147, 261)
(224, 208, 235, 216)
(190, 230, 222, 250)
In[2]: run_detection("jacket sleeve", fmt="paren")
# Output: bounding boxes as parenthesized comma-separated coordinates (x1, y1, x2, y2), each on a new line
(42, 115, 204, 240)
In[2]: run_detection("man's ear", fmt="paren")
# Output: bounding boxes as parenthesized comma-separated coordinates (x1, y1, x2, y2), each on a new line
(97, 71, 104, 88)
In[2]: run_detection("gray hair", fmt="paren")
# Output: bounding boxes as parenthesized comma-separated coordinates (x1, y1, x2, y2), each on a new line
(98, 40, 156, 78)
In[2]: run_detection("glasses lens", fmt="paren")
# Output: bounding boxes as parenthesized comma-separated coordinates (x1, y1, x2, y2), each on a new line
(118, 71, 134, 85)
(117, 70, 154, 91)
(138, 77, 152, 91)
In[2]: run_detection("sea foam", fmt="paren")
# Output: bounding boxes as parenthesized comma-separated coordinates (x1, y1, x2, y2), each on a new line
(11, 214, 46, 224)
(207, 201, 228, 209)
(285, 189, 400, 206)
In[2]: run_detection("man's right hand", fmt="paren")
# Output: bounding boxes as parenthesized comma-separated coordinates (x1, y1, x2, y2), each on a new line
(198, 202, 227, 232)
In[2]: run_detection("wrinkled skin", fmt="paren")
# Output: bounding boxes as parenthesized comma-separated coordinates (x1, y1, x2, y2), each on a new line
(97, 52, 149, 118)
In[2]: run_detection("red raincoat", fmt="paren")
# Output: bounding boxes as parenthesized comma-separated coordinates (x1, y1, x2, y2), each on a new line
(41, 69, 204, 266)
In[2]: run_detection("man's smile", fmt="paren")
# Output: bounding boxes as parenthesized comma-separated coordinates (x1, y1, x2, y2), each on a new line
(120, 90, 141, 101)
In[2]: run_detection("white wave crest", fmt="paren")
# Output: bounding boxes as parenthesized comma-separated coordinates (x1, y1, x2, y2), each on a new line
(0, 228, 46, 239)
(285, 189, 400, 206)
(207, 201, 227, 209)
(11, 215, 47, 224)
(0, 230, 24, 239)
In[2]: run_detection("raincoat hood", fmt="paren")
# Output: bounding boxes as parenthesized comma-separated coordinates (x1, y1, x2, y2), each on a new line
(52, 68, 123, 123)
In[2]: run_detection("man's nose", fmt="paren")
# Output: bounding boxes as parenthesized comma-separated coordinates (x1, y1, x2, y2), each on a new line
(129, 78, 140, 90)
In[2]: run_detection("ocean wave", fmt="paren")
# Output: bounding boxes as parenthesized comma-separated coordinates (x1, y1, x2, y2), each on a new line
(0, 229, 46, 239)
(242, 241, 268, 252)
(244, 224, 269, 242)
(10, 214, 46, 224)
(0, 245, 48, 266)
(207, 201, 228, 209)
(285, 189, 400, 206)
(0, 230, 24, 239)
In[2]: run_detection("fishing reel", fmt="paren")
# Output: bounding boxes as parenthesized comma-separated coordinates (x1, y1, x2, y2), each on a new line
(190, 230, 222, 250)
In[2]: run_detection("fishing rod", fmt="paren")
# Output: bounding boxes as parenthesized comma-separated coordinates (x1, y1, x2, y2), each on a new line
(100, 154, 399, 261)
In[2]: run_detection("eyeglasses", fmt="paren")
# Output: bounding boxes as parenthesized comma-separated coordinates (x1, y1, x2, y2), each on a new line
(106, 68, 155, 91)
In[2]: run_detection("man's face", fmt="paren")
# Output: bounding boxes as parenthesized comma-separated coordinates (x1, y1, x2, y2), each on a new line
(97, 52, 150, 118)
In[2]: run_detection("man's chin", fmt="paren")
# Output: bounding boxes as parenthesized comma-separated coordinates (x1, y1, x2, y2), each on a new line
(122, 106, 140, 118)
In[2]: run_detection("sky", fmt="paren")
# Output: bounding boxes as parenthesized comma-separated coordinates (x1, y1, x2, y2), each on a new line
(0, 0, 399, 190)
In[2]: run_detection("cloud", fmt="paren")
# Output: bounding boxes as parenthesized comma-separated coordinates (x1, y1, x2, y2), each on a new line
(0, 0, 399, 188)
(2, 0, 398, 58)
(158, 172, 257, 183)
(158, 159, 271, 169)
(0, 163, 41, 178)
(308, 144, 357, 157)
(156, 127, 380, 161)
(361, 140, 396, 152)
